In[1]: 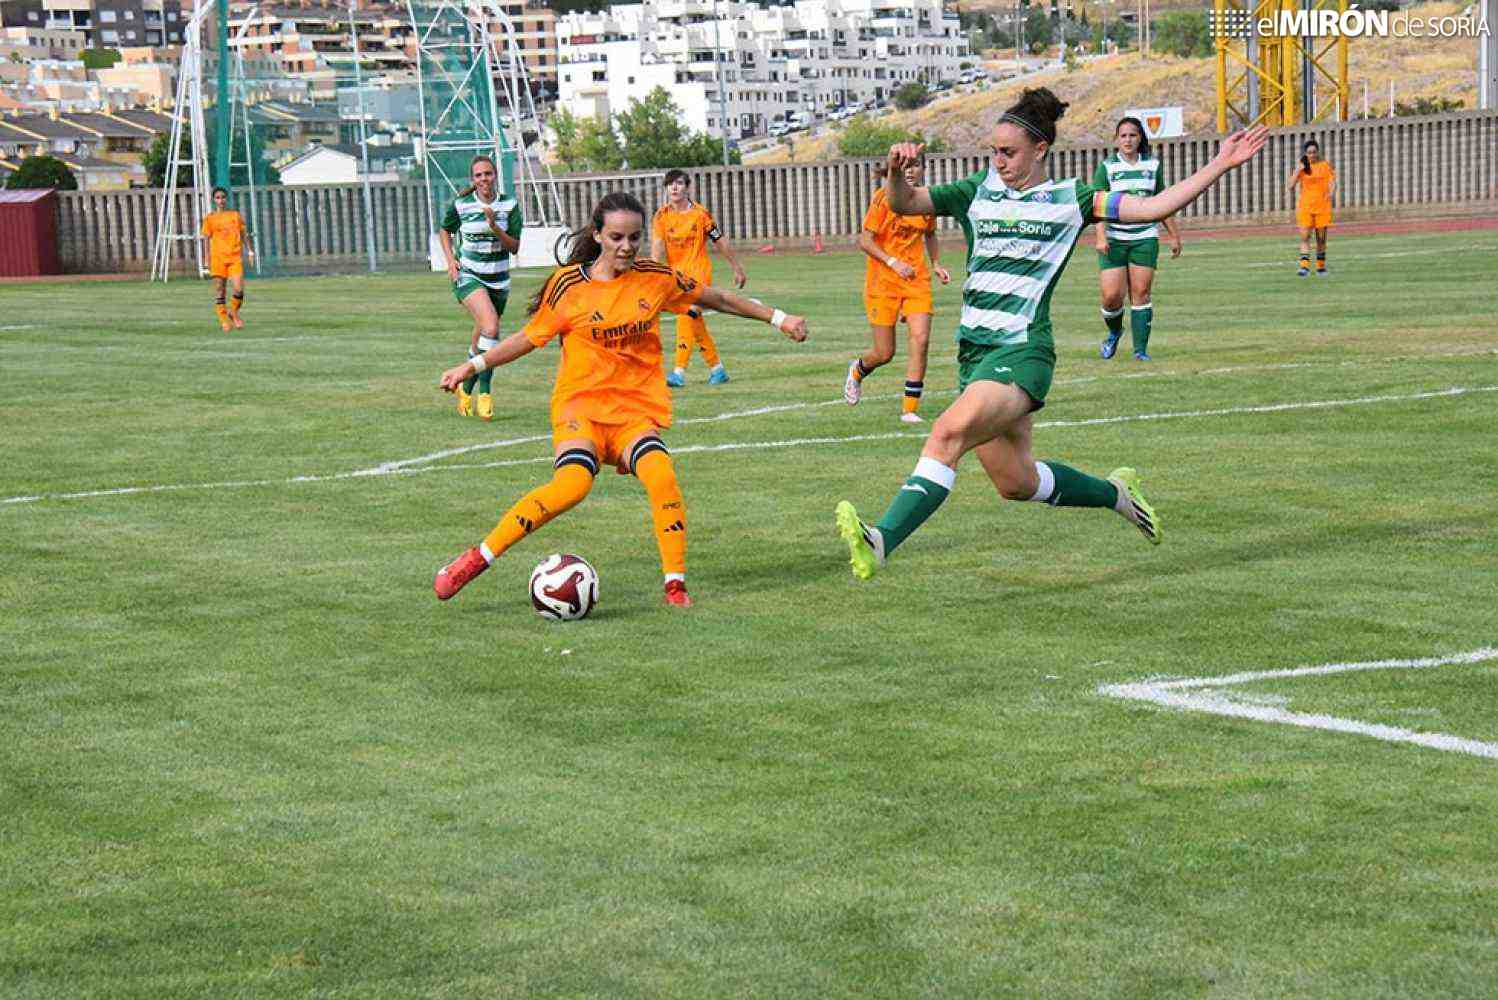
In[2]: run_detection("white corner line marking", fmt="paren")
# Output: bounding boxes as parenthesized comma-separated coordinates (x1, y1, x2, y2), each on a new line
(1099, 647, 1498, 759)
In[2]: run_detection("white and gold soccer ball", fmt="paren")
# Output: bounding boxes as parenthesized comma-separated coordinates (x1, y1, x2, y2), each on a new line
(528, 554, 599, 621)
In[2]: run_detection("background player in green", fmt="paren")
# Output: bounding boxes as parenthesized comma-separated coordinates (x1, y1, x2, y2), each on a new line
(835, 88, 1268, 580)
(1093, 116, 1183, 362)
(437, 154, 523, 421)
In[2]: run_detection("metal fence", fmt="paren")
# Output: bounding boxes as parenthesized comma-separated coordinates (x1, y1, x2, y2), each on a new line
(53, 109, 1498, 274)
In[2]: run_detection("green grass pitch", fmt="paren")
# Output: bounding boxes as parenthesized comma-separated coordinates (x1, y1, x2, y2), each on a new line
(3, 231, 1497, 997)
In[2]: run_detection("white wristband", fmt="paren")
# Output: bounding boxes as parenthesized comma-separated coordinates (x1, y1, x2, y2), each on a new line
(885, 255, 898, 268)
(769, 308, 787, 331)
(469, 353, 488, 374)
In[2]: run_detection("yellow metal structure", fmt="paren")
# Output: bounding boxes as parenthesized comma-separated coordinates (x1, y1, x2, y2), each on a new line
(1214, 0, 1350, 131)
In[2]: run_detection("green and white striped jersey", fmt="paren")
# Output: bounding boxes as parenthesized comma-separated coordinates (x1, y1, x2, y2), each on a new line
(929, 167, 1103, 349)
(441, 193, 524, 291)
(1093, 153, 1166, 242)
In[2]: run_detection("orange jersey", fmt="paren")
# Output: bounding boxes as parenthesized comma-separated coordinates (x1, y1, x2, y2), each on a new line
(1296, 160, 1335, 211)
(652, 201, 720, 281)
(201, 210, 245, 260)
(523, 260, 706, 429)
(862, 187, 935, 298)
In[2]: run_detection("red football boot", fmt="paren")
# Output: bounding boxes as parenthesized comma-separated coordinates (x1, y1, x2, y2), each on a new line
(434, 546, 488, 601)
(663, 579, 692, 608)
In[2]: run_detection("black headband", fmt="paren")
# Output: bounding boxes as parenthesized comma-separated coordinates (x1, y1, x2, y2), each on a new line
(1000, 112, 1050, 144)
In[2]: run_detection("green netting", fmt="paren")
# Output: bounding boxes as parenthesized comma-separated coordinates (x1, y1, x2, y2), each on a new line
(409, 0, 517, 235)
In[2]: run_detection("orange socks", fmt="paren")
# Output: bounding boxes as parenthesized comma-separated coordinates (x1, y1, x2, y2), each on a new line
(230, 292, 244, 319)
(482, 457, 595, 560)
(214, 302, 230, 328)
(633, 447, 686, 577)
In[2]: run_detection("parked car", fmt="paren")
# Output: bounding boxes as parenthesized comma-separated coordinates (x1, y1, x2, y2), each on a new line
(768, 120, 791, 138)
(845, 101, 864, 116)
(789, 111, 812, 129)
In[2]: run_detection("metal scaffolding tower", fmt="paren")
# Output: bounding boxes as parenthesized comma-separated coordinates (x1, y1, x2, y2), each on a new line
(1213, 0, 1351, 131)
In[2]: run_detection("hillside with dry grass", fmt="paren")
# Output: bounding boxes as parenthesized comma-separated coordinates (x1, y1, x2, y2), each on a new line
(750, 1, 1482, 163)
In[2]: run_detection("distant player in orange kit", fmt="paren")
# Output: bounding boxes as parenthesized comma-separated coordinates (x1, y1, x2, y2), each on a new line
(843, 150, 951, 422)
(1288, 139, 1335, 276)
(433, 191, 809, 609)
(199, 186, 254, 330)
(651, 169, 749, 387)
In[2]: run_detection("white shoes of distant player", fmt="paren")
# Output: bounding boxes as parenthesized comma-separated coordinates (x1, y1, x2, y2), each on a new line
(899, 412, 923, 424)
(843, 360, 862, 405)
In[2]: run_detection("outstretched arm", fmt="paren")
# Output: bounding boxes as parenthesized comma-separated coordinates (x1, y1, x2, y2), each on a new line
(439, 331, 536, 391)
(884, 142, 936, 217)
(694, 285, 808, 342)
(713, 235, 748, 288)
(1110, 127, 1269, 224)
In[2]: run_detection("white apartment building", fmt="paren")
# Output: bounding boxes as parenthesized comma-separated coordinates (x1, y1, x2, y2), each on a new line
(557, 0, 968, 140)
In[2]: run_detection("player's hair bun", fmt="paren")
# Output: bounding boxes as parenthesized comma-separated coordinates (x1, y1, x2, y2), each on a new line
(1004, 87, 1069, 145)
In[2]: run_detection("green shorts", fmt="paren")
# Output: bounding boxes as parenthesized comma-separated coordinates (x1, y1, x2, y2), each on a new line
(957, 338, 1056, 411)
(1098, 237, 1159, 271)
(453, 277, 508, 312)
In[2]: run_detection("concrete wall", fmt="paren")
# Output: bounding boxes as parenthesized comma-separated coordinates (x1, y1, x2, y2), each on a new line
(53, 109, 1498, 274)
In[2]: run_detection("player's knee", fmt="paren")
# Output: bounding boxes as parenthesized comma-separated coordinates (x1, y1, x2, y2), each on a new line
(552, 449, 597, 507)
(925, 416, 967, 465)
(629, 437, 674, 483)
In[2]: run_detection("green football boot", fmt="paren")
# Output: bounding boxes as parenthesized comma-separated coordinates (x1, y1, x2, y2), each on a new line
(1108, 467, 1161, 545)
(836, 501, 885, 580)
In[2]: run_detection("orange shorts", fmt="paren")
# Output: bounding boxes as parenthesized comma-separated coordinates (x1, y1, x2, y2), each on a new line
(1296, 207, 1332, 229)
(865, 291, 933, 327)
(210, 258, 244, 280)
(552, 414, 660, 469)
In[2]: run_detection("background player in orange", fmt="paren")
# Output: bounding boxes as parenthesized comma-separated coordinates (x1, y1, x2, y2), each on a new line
(844, 152, 951, 423)
(433, 191, 808, 609)
(199, 186, 253, 331)
(1288, 139, 1336, 276)
(651, 169, 748, 388)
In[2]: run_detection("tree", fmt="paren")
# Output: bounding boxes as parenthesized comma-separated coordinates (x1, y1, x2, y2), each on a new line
(1151, 11, 1212, 58)
(615, 86, 693, 169)
(1025, 8, 1054, 52)
(5, 155, 78, 190)
(142, 130, 281, 188)
(676, 131, 741, 167)
(80, 48, 121, 70)
(1395, 96, 1463, 117)
(575, 116, 624, 172)
(893, 82, 929, 112)
(837, 118, 944, 159)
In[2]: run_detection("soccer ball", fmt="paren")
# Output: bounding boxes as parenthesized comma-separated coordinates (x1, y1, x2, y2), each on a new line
(529, 554, 599, 621)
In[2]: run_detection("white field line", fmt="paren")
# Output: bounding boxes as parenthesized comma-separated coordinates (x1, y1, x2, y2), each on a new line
(366, 346, 1498, 473)
(4, 383, 1496, 508)
(1099, 648, 1498, 760)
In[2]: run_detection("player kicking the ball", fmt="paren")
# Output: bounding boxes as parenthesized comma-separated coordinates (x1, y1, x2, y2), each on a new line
(836, 88, 1267, 580)
(433, 191, 808, 609)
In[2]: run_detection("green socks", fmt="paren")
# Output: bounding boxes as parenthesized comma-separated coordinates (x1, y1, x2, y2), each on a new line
(875, 457, 955, 555)
(1030, 461, 1119, 509)
(1102, 306, 1124, 337)
(1130, 303, 1152, 355)
(464, 348, 495, 394)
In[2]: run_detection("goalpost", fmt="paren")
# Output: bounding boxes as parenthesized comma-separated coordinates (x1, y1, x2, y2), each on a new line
(154, 0, 564, 281)
(407, 0, 567, 271)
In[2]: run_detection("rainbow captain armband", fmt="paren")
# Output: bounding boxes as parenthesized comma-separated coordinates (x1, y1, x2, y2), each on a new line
(1103, 192, 1126, 222)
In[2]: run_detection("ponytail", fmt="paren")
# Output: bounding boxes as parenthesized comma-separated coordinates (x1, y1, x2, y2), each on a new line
(527, 190, 647, 315)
